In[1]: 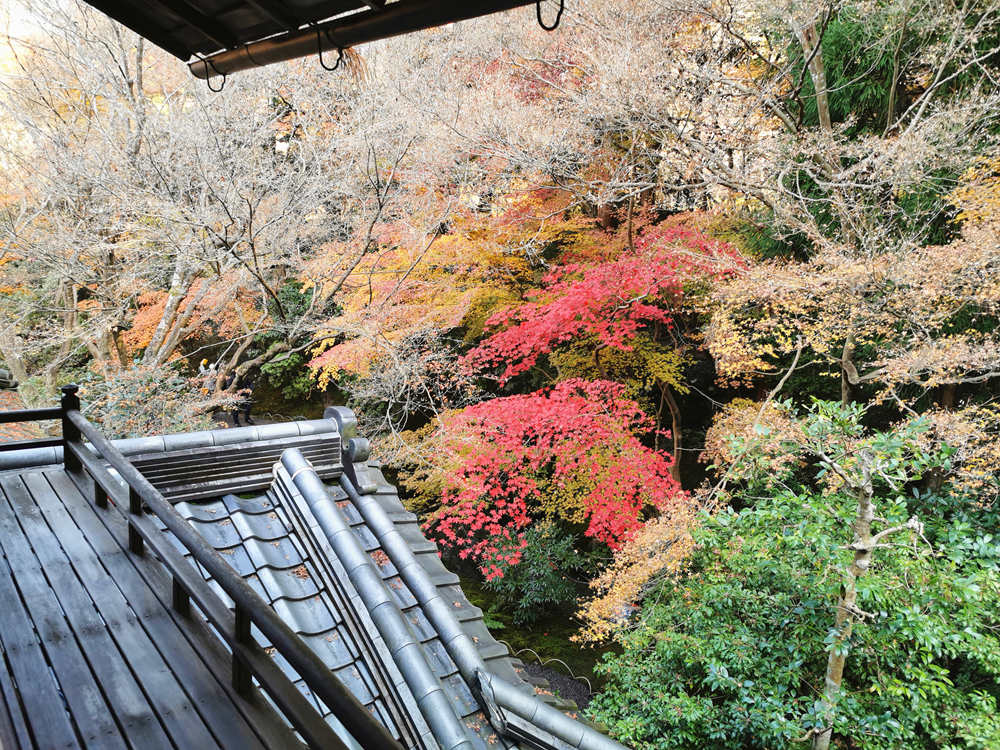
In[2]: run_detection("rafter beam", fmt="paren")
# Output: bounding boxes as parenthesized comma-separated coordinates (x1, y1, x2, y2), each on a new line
(190, 0, 535, 78)
(243, 0, 304, 32)
(153, 0, 239, 50)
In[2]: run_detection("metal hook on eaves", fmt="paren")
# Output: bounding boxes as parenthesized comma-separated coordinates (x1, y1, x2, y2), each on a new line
(317, 28, 344, 72)
(536, 0, 565, 31)
(204, 58, 227, 92)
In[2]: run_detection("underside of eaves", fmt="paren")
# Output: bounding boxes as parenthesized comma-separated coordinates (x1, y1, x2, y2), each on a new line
(76, 0, 539, 79)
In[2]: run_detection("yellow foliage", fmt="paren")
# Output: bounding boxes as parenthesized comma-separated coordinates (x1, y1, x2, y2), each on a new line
(575, 504, 702, 643)
(950, 156, 1000, 229)
(701, 398, 807, 487)
(922, 405, 1000, 506)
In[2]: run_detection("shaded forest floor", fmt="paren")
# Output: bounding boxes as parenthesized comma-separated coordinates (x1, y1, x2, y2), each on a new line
(456, 573, 620, 698)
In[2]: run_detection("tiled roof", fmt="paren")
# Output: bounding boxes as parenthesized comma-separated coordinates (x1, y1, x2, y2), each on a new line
(149, 444, 597, 750)
(155, 490, 426, 747)
(0, 390, 43, 443)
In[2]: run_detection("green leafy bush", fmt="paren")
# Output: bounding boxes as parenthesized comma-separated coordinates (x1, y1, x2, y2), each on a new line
(484, 524, 586, 626)
(589, 405, 1000, 749)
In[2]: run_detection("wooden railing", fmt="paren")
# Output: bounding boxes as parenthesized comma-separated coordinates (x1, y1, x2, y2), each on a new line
(0, 405, 63, 453)
(30, 385, 402, 750)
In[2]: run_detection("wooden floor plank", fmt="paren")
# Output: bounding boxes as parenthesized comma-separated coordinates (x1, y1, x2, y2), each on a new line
(0, 475, 173, 750)
(58, 470, 304, 750)
(43, 471, 286, 750)
(0, 643, 32, 750)
(0, 482, 82, 750)
(0, 478, 128, 750)
(13, 474, 224, 750)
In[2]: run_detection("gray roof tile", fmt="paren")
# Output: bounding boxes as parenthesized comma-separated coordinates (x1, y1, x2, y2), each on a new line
(243, 536, 303, 569)
(190, 517, 244, 548)
(423, 639, 457, 676)
(256, 564, 321, 601)
(230, 510, 288, 541)
(334, 665, 373, 704)
(271, 596, 339, 635)
(221, 493, 276, 514)
(335, 500, 364, 525)
(385, 577, 418, 609)
(403, 607, 438, 642)
(175, 499, 229, 521)
(350, 525, 380, 551)
(301, 632, 358, 670)
(216, 544, 257, 577)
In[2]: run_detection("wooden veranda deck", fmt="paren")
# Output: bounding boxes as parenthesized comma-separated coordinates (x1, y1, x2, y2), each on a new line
(0, 466, 302, 750)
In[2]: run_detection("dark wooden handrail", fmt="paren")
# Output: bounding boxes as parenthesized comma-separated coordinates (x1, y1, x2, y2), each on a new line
(0, 406, 63, 454)
(0, 406, 62, 424)
(58, 386, 401, 750)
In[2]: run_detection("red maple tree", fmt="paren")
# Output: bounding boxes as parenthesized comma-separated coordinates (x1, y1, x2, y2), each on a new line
(423, 379, 684, 580)
(465, 223, 739, 383)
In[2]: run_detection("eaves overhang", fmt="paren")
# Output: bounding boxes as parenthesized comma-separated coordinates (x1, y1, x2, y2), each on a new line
(76, 0, 539, 79)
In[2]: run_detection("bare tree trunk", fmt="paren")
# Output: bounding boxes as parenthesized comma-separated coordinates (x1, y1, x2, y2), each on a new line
(793, 21, 833, 133)
(142, 268, 194, 365)
(153, 279, 212, 366)
(841, 328, 856, 409)
(626, 193, 635, 253)
(657, 378, 682, 482)
(813, 453, 921, 750)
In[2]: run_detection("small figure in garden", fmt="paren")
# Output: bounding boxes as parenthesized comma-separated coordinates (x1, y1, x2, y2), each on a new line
(225, 373, 255, 426)
(240, 376, 255, 426)
(203, 362, 217, 393)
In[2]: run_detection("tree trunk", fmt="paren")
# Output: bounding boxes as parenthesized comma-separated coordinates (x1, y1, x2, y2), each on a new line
(841, 329, 856, 409)
(111, 328, 131, 367)
(793, 21, 833, 133)
(626, 193, 635, 253)
(940, 383, 956, 410)
(596, 202, 614, 230)
(142, 268, 194, 365)
(813, 455, 875, 750)
(594, 346, 608, 380)
(153, 280, 212, 366)
(657, 378, 682, 483)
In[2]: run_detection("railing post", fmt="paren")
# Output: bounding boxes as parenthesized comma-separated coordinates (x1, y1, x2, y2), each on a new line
(128, 486, 144, 555)
(94, 482, 108, 509)
(60, 385, 81, 473)
(233, 604, 253, 695)
(172, 577, 190, 616)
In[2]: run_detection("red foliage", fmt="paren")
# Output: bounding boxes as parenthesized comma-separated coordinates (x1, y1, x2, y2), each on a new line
(424, 379, 684, 580)
(464, 225, 738, 382)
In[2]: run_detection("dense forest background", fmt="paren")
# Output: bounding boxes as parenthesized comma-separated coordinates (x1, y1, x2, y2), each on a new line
(3, 0, 1000, 747)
